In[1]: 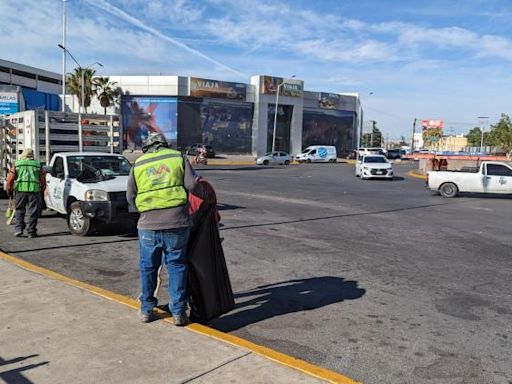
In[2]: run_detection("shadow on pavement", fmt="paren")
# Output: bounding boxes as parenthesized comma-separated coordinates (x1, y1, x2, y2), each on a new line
(209, 276, 365, 332)
(217, 203, 245, 212)
(6, 238, 137, 254)
(220, 201, 462, 231)
(197, 166, 279, 172)
(0, 355, 49, 384)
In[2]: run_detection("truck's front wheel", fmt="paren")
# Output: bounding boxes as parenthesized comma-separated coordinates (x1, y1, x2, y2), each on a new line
(68, 202, 93, 236)
(439, 182, 458, 198)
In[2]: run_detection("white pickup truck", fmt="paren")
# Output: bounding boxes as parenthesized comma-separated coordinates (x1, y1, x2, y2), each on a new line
(427, 161, 512, 197)
(45, 152, 136, 235)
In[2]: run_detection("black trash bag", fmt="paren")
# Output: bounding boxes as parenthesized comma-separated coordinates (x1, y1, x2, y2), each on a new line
(187, 204, 234, 324)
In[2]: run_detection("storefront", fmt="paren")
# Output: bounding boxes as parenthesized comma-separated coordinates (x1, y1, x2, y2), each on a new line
(116, 75, 360, 156)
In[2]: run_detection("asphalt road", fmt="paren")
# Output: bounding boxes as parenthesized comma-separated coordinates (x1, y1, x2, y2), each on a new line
(1, 162, 511, 384)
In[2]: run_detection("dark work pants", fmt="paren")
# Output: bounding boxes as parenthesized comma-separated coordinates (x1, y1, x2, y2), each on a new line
(14, 192, 41, 235)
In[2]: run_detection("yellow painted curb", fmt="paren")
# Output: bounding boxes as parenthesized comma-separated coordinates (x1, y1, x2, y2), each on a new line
(406, 170, 427, 180)
(0, 250, 361, 384)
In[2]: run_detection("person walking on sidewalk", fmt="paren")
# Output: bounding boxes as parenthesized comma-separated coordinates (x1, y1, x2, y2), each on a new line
(5, 148, 46, 238)
(127, 133, 198, 326)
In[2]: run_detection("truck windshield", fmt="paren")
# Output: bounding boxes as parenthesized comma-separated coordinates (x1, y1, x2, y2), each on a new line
(67, 156, 131, 179)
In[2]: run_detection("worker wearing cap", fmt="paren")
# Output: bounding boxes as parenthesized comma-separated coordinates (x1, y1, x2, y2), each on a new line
(6, 148, 46, 238)
(127, 133, 198, 326)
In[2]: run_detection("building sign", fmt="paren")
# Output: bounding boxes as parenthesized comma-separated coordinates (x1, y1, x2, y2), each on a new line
(318, 93, 340, 109)
(0, 92, 19, 114)
(421, 119, 443, 130)
(189, 77, 247, 101)
(260, 76, 304, 97)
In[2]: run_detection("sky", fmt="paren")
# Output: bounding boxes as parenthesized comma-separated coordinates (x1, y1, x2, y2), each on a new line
(1, 0, 512, 139)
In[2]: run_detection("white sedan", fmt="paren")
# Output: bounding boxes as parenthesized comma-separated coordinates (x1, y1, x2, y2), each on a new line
(355, 154, 394, 179)
(256, 152, 292, 166)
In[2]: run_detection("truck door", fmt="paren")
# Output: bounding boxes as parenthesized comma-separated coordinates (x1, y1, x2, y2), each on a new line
(484, 164, 512, 193)
(46, 156, 68, 213)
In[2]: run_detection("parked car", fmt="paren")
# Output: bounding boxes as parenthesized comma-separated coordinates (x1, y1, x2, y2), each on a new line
(355, 154, 394, 180)
(186, 144, 216, 158)
(256, 152, 292, 165)
(386, 149, 403, 159)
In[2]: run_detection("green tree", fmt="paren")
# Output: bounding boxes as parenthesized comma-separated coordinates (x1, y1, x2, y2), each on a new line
(93, 77, 120, 114)
(67, 67, 96, 113)
(362, 122, 383, 147)
(466, 127, 483, 147)
(488, 114, 512, 154)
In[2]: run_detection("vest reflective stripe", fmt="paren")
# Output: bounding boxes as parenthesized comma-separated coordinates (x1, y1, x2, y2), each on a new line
(134, 149, 187, 212)
(15, 159, 41, 193)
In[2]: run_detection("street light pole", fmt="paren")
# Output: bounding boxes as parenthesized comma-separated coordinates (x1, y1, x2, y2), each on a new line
(272, 75, 295, 153)
(62, 0, 66, 112)
(478, 116, 489, 153)
(57, 44, 102, 152)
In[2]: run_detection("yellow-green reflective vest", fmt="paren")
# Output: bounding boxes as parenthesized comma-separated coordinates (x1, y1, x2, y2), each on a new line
(133, 148, 187, 212)
(15, 159, 41, 193)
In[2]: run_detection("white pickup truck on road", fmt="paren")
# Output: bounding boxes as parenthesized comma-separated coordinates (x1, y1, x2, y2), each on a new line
(427, 161, 512, 197)
(45, 152, 136, 235)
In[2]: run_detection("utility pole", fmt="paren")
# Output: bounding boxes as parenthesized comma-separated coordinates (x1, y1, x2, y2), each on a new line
(410, 118, 417, 152)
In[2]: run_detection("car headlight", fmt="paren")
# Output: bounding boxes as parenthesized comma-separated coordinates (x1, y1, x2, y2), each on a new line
(85, 189, 109, 201)
(363, 166, 370, 170)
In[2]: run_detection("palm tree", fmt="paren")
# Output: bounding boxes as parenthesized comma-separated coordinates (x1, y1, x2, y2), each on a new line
(67, 67, 96, 113)
(93, 77, 120, 114)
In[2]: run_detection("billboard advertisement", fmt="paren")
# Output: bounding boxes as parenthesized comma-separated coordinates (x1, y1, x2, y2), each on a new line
(318, 93, 340, 109)
(121, 96, 177, 150)
(421, 119, 443, 142)
(0, 92, 19, 114)
(260, 76, 304, 97)
(189, 77, 247, 101)
(421, 119, 443, 130)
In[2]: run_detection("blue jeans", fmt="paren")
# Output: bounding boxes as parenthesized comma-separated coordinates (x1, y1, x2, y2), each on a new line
(138, 227, 190, 316)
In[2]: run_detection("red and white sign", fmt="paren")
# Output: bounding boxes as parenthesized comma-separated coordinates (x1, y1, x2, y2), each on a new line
(421, 119, 443, 130)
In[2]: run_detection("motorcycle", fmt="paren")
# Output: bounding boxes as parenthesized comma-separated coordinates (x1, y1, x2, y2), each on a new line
(194, 153, 208, 165)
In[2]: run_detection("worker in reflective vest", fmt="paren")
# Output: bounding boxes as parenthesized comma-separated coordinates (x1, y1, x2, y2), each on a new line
(127, 132, 199, 326)
(6, 148, 46, 238)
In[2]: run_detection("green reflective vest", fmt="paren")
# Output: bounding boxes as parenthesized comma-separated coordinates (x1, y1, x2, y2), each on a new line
(133, 148, 187, 212)
(15, 159, 41, 193)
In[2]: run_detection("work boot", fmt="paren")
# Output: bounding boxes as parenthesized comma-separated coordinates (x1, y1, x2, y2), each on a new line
(140, 310, 153, 323)
(173, 313, 189, 327)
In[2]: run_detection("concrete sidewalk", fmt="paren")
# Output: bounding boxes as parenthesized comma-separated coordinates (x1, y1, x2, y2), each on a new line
(0, 254, 358, 384)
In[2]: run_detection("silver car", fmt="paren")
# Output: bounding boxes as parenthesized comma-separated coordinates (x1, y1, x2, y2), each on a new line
(256, 152, 292, 166)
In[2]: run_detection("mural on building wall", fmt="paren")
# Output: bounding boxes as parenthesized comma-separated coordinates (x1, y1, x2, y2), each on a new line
(121, 96, 177, 150)
(260, 76, 304, 97)
(199, 101, 253, 153)
(302, 109, 355, 156)
(318, 93, 340, 109)
(177, 98, 253, 153)
(189, 77, 247, 101)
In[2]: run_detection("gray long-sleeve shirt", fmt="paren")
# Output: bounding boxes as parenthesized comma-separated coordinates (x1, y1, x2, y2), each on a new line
(126, 152, 199, 230)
